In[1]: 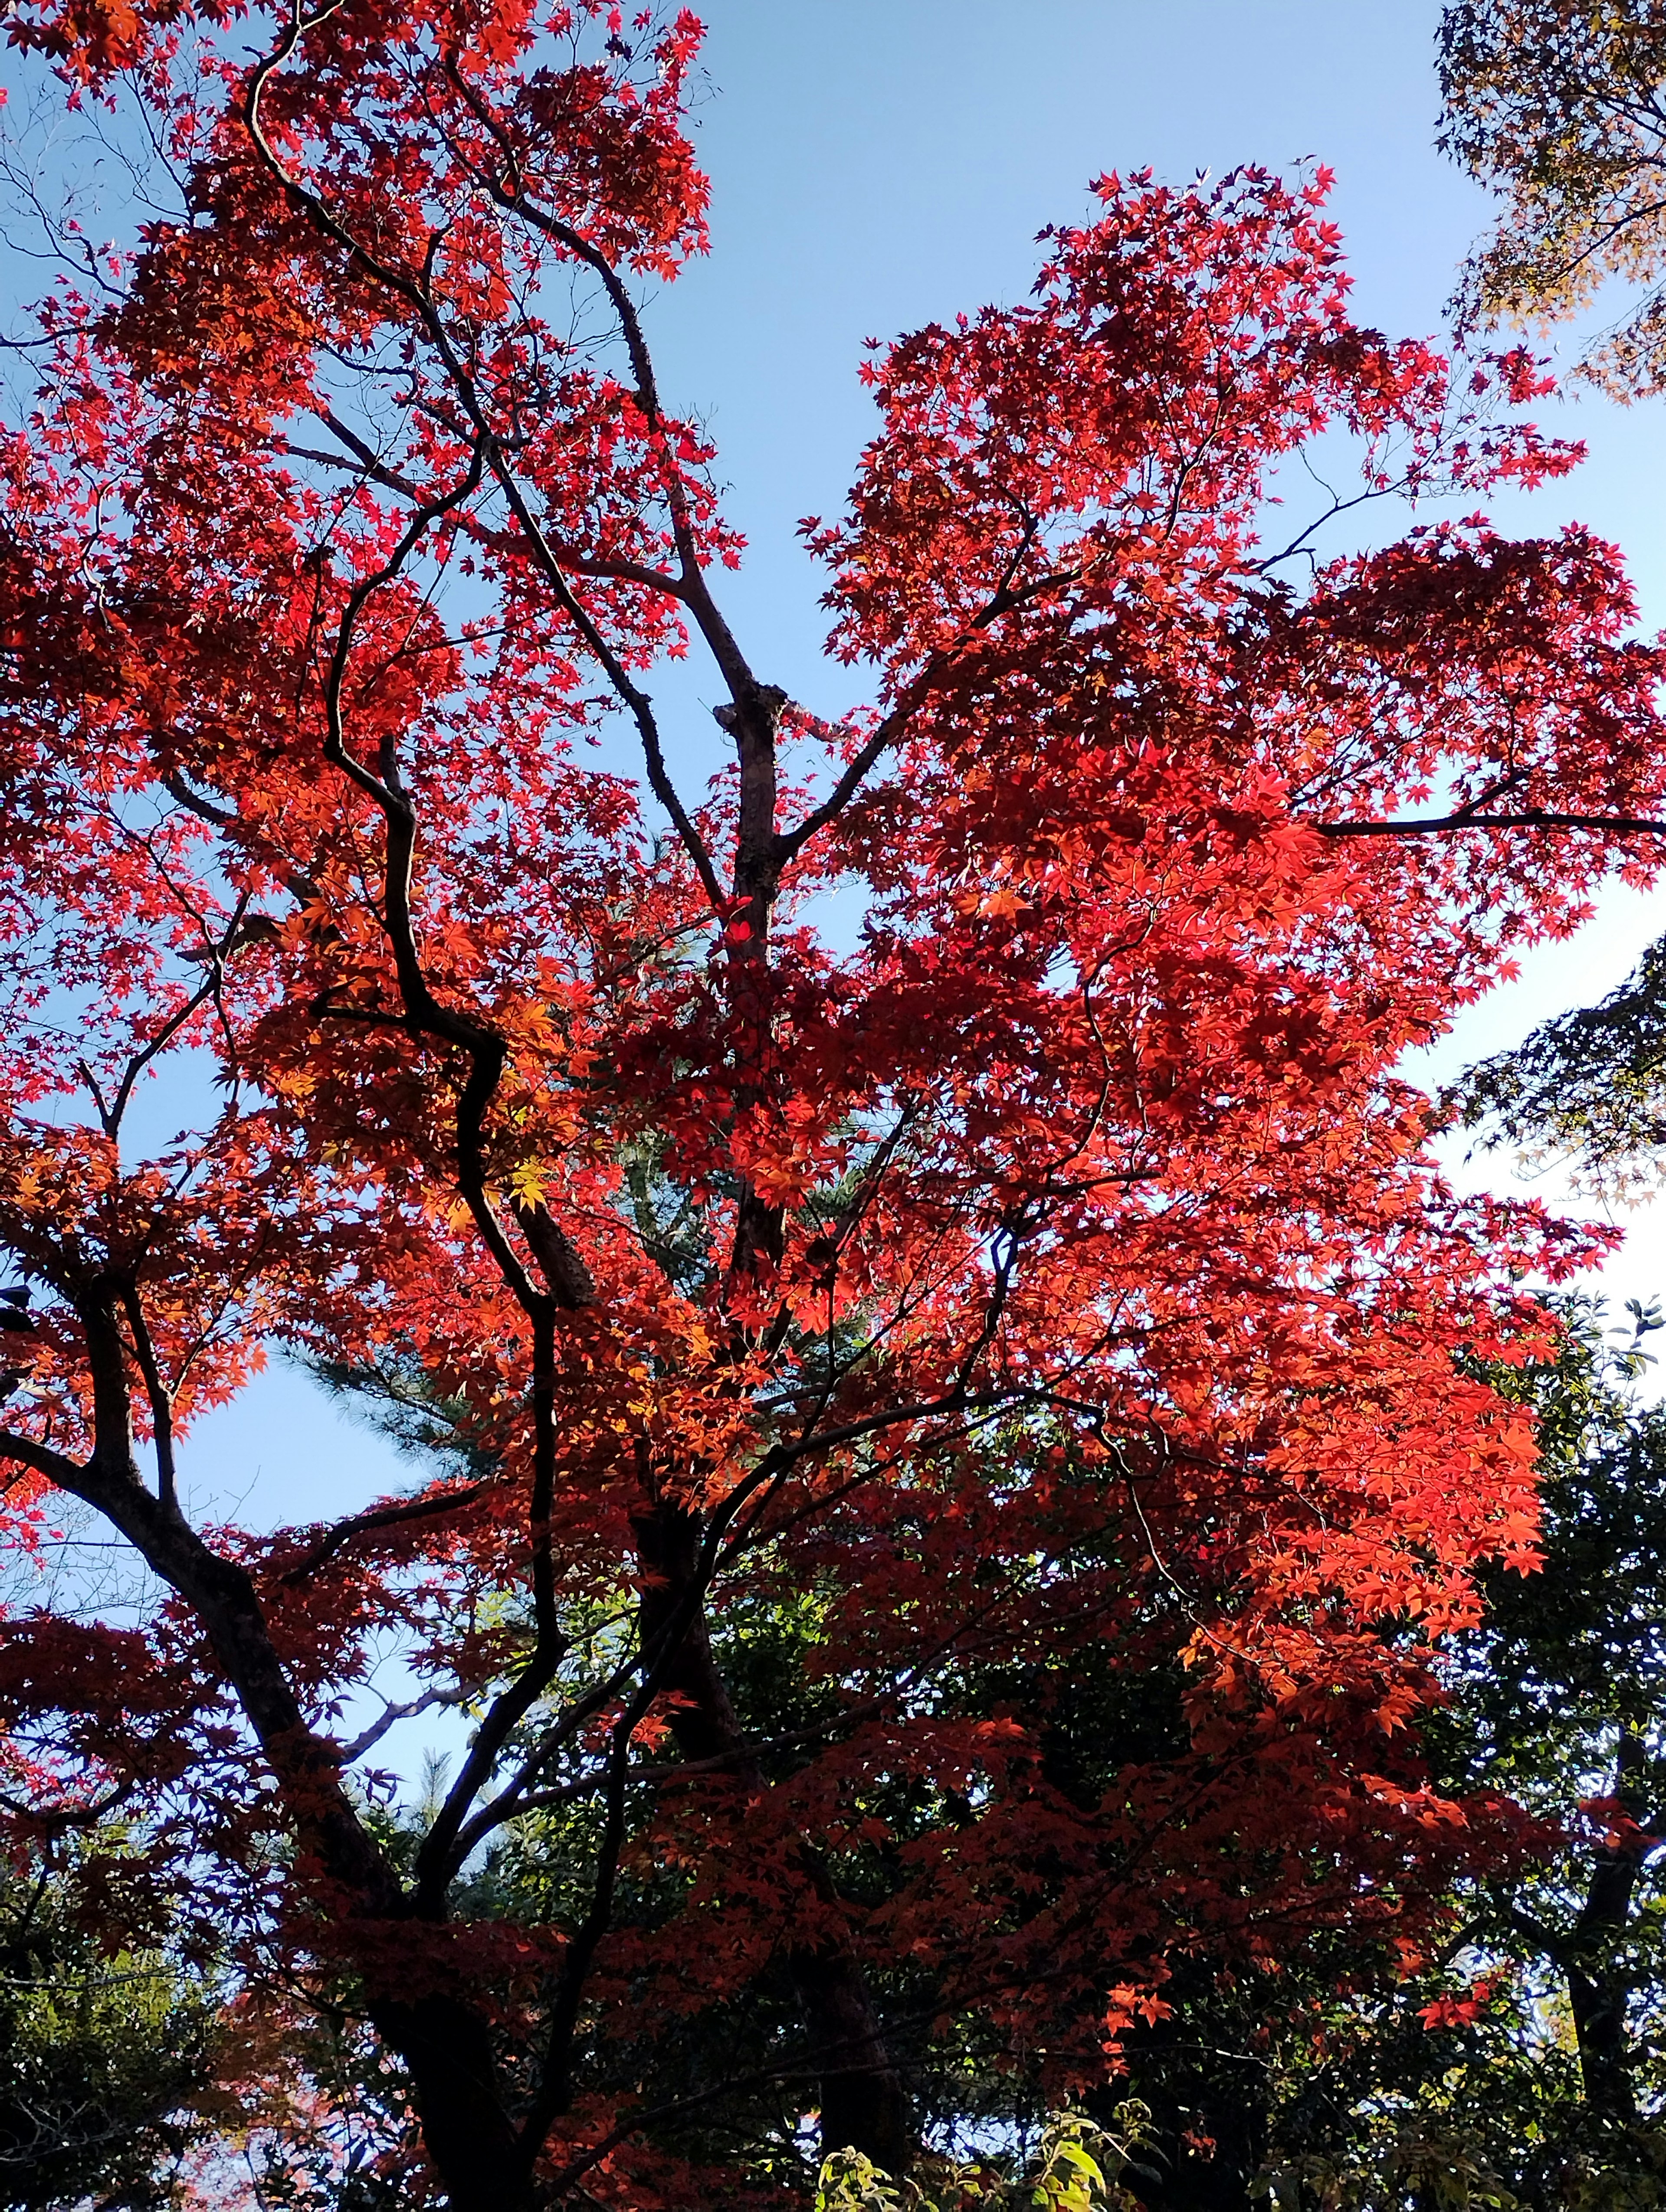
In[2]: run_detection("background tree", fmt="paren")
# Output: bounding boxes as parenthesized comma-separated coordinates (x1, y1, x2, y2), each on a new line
(996, 1296, 1666, 2212)
(1439, 0, 1666, 399)
(0, 1830, 220, 2210)
(1438, 0, 1666, 1182)
(0, 3, 1663, 2205)
(1456, 940, 1666, 1190)
(1431, 47, 1666, 2184)
(1225, 1299, 1666, 2212)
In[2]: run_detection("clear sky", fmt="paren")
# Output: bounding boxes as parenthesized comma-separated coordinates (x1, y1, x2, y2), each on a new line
(157, 2, 1666, 1764)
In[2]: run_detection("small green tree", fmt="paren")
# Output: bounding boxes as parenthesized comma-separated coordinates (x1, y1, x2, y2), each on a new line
(0, 1835, 220, 2209)
(813, 2108, 1154, 2212)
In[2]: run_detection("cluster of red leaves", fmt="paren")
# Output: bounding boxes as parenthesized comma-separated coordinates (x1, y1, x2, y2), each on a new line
(0, 2, 1660, 2202)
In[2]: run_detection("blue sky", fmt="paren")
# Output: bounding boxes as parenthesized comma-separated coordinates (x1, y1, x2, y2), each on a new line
(154, 2, 1666, 1763)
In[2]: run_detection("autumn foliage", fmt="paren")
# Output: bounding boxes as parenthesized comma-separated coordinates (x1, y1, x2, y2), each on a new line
(0, 3, 1663, 2204)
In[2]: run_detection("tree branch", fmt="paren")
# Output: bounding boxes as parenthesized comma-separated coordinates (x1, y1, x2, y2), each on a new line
(277, 1480, 492, 1585)
(1314, 808, 1666, 839)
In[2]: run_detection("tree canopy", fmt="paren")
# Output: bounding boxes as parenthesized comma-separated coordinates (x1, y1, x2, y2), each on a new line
(0, 3, 1664, 2205)
(1440, 0, 1666, 396)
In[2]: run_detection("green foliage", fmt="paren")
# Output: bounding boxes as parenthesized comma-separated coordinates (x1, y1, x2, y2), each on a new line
(1255, 2124, 1524, 2212)
(813, 2107, 1154, 2212)
(1438, 1, 1666, 392)
(0, 1837, 219, 2209)
(1256, 2109, 1666, 2212)
(1453, 935, 1666, 1194)
(1230, 1297, 1666, 2212)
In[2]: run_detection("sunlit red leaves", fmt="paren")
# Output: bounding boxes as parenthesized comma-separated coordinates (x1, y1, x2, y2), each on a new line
(0, 10, 1661, 2192)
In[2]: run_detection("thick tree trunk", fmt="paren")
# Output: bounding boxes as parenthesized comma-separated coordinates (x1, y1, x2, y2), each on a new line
(698, 681, 912, 2163)
(147, 1550, 535, 2206)
(635, 1500, 913, 2175)
(790, 1941, 913, 2177)
(1567, 1960, 1636, 2120)
(1112, 1977, 1268, 2212)
(60, 1427, 533, 2210)
(1566, 1734, 1649, 2120)
(369, 1996, 533, 2212)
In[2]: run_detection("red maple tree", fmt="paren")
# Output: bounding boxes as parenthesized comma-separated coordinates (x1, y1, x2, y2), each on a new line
(0, 3, 1663, 2203)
